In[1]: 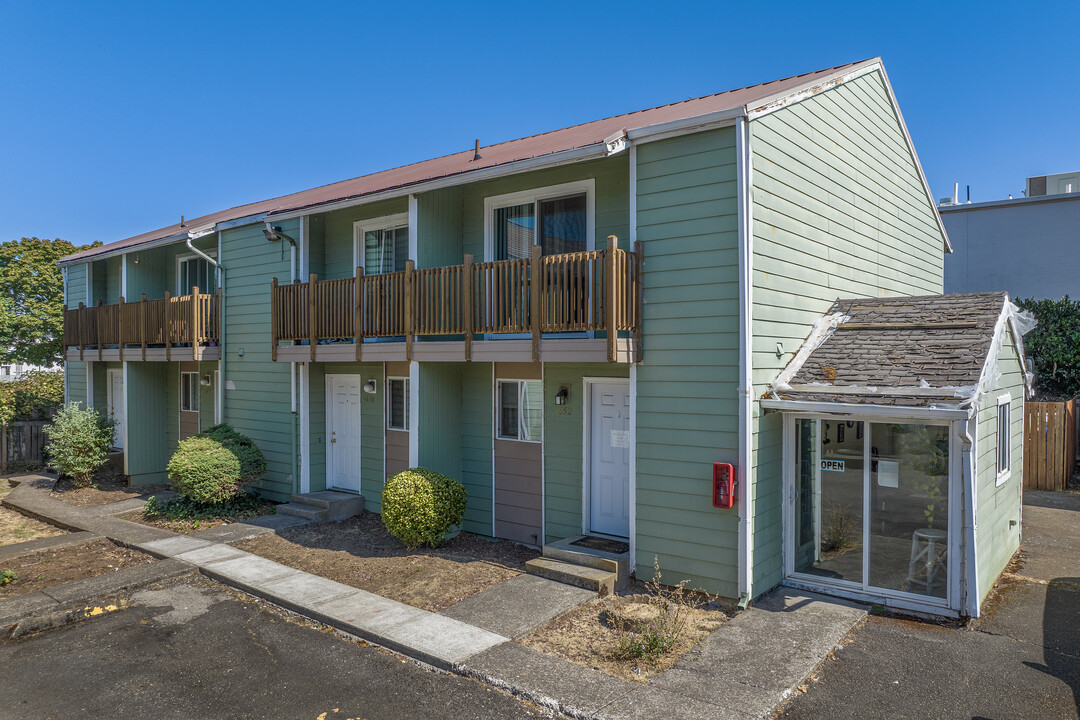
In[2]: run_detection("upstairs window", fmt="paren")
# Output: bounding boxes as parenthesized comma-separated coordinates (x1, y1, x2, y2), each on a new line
(485, 181, 594, 261)
(355, 214, 409, 275)
(997, 395, 1012, 482)
(497, 380, 543, 442)
(387, 377, 410, 431)
(178, 254, 215, 296)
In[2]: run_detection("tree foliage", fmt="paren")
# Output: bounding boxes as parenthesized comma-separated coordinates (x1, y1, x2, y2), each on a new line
(0, 237, 102, 367)
(0, 370, 65, 426)
(1015, 296, 1080, 399)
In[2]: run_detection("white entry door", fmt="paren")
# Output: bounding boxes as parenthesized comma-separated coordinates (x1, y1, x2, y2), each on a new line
(106, 368, 125, 449)
(589, 381, 631, 537)
(325, 375, 362, 494)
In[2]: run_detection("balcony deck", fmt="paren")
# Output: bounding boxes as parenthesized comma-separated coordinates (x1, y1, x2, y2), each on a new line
(63, 289, 220, 363)
(271, 241, 643, 364)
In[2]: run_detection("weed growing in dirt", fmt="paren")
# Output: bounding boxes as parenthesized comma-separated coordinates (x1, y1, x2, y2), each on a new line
(609, 557, 715, 666)
(143, 492, 271, 522)
(0, 569, 16, 585)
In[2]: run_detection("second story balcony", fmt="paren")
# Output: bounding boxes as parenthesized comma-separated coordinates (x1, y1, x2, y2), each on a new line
(63, 289, 220, 362)
(271, 240, 642, 364)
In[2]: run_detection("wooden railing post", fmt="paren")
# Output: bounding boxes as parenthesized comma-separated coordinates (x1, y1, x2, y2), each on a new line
(191, 286, 201, 362)
(164, 291, 172, 361)
(140, 294, 148, 361)
(404, 260, 414, 361)
(634, 240, 644, 362)
(96, 299, 104, 362)
(605, 236, 618, 362)
(463, 254, 474, 361)
(78, 302, 85, 361)
(270, 278, 279, 362)
(530, 245, 542, 361)
(117, 296, 126, 362)
(354, 267, 365, 361)
(308, 273, 318, 362)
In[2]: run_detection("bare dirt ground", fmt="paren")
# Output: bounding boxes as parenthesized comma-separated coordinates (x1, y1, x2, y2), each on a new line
(518, 588, 730, 683)
(51, 474, 170, 508)
(233, 510, 539, 612)
(0, 538, 152, 598)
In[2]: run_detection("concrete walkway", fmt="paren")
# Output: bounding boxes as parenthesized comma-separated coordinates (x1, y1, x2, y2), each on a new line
(2, 474, 868, 720)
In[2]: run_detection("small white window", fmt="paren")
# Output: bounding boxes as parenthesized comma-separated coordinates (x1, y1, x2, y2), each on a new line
(178, 253, 216, 296)
(387, 377, 409, 431)
(996, 395, 1011, 483)
(497, 380, 543, 442)
(180, 372, 199, 413)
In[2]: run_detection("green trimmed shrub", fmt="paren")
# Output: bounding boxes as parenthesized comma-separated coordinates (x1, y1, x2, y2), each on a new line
(43, 403, 115, 487)
(381, 467, 467, 548)
(166, 424, 266, 504)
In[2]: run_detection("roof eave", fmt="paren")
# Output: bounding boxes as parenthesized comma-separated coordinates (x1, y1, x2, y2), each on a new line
(760, 397, 970, 420)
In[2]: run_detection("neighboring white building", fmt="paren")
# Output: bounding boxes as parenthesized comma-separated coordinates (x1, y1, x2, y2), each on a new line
(0, 361, 56, 381)
(941, 173, 1080, 301)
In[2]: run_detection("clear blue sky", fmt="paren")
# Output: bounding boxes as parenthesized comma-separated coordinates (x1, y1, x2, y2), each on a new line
(1, 0, 1077, 246)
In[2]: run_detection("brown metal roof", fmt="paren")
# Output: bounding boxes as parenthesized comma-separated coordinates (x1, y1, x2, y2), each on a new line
(771, 292, 1009, 406)
(61, 58, 879, 265)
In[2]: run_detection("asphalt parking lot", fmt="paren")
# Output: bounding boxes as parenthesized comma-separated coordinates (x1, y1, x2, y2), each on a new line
(0, 578, 551, 720)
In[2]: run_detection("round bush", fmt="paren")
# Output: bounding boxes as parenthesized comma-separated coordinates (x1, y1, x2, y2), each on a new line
(199, 423, 266, 480)
(381, 467, 467, 548)
(167, 436, 244, 504)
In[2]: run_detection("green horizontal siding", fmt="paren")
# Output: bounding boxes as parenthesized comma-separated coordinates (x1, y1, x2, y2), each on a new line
(543, 363, 630, 543)
(317, 198, 408, 281)
(636, 127, 741, 598)
(749, 69, 948, 593)
(975, 325, 1025, 602)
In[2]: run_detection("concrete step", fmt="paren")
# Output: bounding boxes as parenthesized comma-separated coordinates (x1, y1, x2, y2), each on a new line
(525, 557, 616, 596)
(282, 491, 365, 522)
(542, 536, 631, 590)
(276, 504, 328, 522)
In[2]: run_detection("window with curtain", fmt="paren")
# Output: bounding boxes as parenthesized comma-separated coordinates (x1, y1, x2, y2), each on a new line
(364, 226, 409, 275)
(179, 256, 214, 296)
(492, 192, 587, 260)
(497, 380, 542, 442)
(387, 378, 409, 431)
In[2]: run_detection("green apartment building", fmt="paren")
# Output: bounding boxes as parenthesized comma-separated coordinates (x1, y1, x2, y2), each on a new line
(59, 58, 1029, 618)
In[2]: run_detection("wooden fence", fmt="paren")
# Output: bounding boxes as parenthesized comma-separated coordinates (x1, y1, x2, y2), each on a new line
(63, 288, 220, 361)
(271, 238, 643, 362)
(1024, 399, 1076, 491)
(1, 420, 48, 473)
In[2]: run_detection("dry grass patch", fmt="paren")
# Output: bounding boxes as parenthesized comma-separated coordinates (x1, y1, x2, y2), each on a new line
(233, 510, 538, 612)
(519, 568, 732, 683)
(0, 538, 152, 598)
(0, 505, 65, 546)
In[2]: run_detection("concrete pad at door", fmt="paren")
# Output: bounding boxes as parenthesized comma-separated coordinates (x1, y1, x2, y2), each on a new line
(137, 536, 215, 558)
(173, 544, 250, 567)
(200, 555, 299, 588)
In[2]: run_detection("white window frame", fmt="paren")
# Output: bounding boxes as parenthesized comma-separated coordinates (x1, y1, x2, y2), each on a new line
(496, 379, 543, 443)
(483, 179, 596, 262)
(386, 377, 410, 432)
(353, 213, 410, 272)
(180, 371, 200, 413)
(176, 250, 218, 297)
(996, 394, 1012, 485)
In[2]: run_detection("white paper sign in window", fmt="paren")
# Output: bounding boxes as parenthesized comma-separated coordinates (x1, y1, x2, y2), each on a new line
(610, 430, 630, 448)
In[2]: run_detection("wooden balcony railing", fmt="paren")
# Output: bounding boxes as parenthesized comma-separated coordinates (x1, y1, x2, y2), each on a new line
(63, 288, 220, 361)
(271, 237, 643, 362)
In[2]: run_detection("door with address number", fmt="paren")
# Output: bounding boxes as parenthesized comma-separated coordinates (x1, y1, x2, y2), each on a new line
(589, 381, 630, 538)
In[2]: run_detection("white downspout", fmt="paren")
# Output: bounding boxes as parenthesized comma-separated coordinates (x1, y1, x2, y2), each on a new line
(961, 411, 980, 617)
(186, 232, 225, 424)
(736, 114, 754, 607)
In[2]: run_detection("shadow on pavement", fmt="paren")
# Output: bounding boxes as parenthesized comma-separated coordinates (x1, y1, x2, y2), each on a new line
(1025, 576, 1080, 713)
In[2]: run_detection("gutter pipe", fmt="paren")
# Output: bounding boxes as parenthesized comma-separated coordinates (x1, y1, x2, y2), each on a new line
(186, 232, 226, 425)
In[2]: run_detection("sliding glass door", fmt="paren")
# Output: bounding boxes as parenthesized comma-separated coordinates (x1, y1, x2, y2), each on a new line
(789, 417, 952, 605)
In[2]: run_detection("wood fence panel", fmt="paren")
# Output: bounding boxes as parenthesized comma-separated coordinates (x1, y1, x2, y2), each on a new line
(1, 421, 48, 472)
(1024, 399, 1076, 491)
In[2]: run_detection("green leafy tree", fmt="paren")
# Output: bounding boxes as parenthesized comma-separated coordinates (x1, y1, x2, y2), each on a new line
(1015, 296, 1080, 399)
(0, 237, 102, 367)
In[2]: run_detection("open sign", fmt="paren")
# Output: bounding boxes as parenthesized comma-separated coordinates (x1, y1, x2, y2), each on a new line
(820, 459, 845, 473)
